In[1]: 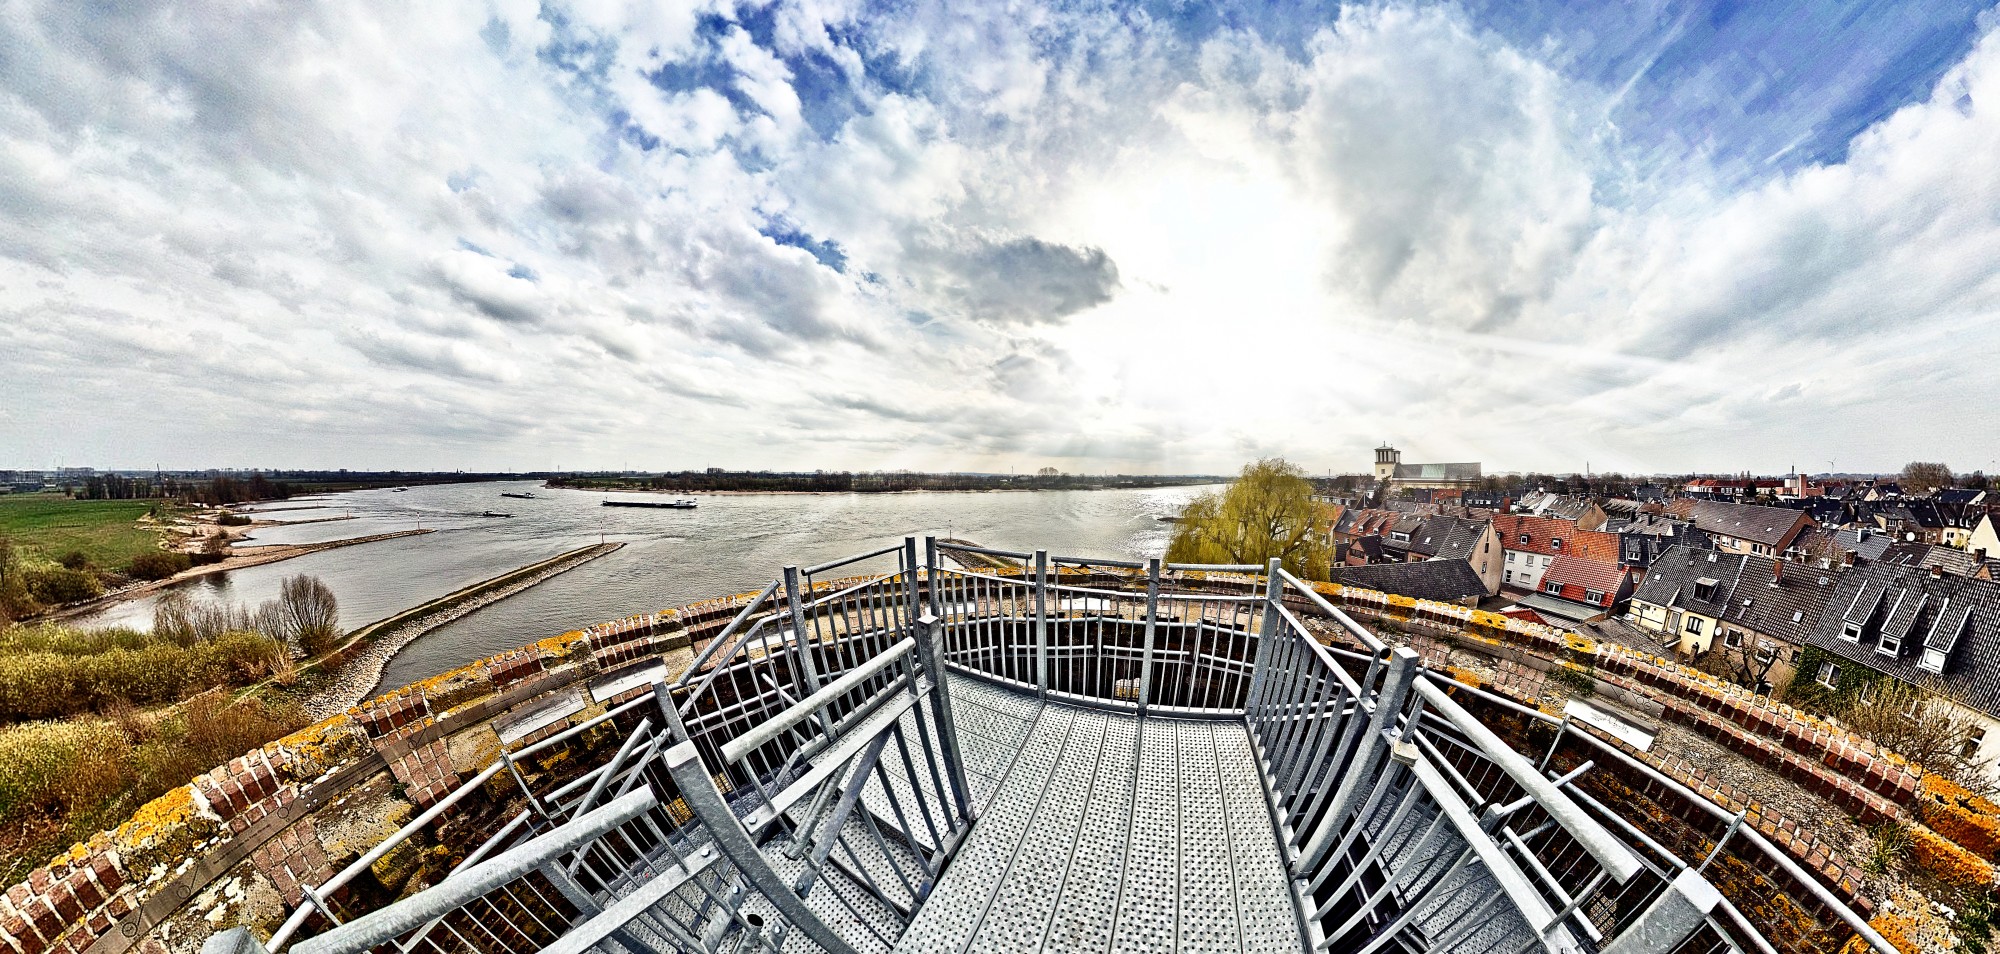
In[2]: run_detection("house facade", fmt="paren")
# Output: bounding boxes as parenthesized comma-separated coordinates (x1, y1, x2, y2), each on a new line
(1802, 564, 2000, 775)
(1407, 515, 1503, 596)
(1492, 513, 1620, 593)
(1628, 546, 1838, 691)
(1666, 499, 1813, 557)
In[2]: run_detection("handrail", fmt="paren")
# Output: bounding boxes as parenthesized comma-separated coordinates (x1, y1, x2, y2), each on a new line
(1412, 677, 1644, 884)
(671, 578, 782, 689)
(292, 790, 657, 954)
(1275, 568, 1386, 652)
(942, 541, 1032, 561)
(805, 544, 906, 576)
(720, 638, 915, 763)
(1050, 554, 1146, 570)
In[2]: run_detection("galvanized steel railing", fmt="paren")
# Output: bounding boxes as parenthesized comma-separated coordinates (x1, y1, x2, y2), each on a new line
(236, 536, 1892, 954)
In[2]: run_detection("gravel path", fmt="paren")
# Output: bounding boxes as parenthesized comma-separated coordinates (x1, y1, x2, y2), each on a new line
(305, 544, 618, 720)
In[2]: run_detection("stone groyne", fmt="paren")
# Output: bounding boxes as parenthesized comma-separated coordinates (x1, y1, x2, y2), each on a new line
(305, 541, 624, 720)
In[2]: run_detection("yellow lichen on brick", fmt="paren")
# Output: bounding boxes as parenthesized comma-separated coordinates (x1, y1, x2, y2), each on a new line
(1909, 824, 1995, 887)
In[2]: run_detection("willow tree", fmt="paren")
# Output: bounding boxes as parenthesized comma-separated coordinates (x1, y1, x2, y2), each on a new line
(1166, 459, 1333, 580)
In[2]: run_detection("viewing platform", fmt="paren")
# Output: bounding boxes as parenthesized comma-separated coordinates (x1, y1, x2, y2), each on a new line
(209, 539, 1895, 954)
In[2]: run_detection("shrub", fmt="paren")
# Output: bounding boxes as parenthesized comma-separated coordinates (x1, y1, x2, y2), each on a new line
(57, 551, 90, 570)
(0, 720, 129, 822)
(24, 566, 101, 605)
(263, 575, 341, 657)
(0, 630, 284, 720)
(215, 513, 251, 527)
(127, 550, 192, 580)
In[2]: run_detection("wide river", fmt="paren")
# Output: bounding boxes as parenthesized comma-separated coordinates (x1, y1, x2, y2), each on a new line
(72, 480, 1216, 690)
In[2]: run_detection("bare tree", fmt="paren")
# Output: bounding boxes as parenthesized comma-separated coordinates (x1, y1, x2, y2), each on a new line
(1698, 631, 1785, 694)
(1839, 681, 1992, 794)
(1900, 461, 1955, 495)
(260, 575, 341, 657)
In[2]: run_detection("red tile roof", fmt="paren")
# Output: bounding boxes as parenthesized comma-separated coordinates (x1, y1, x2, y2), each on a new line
(1542, 554, 1627, 593)
(1492, 514, 1620, 561)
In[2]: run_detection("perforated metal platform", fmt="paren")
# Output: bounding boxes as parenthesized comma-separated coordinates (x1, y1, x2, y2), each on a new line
(893, 682, 1305, 954)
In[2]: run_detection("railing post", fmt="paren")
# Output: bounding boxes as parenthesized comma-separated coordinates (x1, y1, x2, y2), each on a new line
(913, 612, 976, 822)
(1034, 549, 1049, 696)
(1246, 558, 1284, 714)
(1137, 557, 1162, 715)
(903, 536, 922, 638)
(1600, 868, 1722, 954)
(782, 565, 825, 696)
(662, 741, 863, 954)
(203, 928, 270, 954)
(924, 536, 942, 618)
(1301, 646, 1419, 871)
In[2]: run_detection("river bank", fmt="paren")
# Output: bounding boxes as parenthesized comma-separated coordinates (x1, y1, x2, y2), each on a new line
(41, 528, 437, 623)
(304, 540, 623, 718)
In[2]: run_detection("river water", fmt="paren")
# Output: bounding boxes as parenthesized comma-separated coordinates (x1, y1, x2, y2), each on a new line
(71, 480, 1214, 690)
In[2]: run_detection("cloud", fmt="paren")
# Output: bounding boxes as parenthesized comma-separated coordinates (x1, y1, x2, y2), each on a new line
(2, 0, 1999, 476)
(902, 230, 1122, 325)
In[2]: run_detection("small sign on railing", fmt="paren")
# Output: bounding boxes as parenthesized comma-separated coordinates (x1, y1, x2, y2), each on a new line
(1563, 697, 1656, 752)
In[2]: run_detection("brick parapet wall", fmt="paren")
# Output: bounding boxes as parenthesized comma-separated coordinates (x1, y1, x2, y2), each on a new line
(1450, 662, 1879, 911)
(1322, 584, 1926, 808)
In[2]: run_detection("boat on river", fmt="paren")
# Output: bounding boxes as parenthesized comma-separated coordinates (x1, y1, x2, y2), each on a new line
(477, 511, 513, 518)
(601, 497, 697, 509)
(500, 492, 536, 499)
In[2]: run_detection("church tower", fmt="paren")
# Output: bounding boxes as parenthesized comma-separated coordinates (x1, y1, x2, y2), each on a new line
(1374, 444, 1401, 481)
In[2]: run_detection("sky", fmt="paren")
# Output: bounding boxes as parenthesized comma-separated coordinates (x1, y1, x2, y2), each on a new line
(3, 0, 1999, 477)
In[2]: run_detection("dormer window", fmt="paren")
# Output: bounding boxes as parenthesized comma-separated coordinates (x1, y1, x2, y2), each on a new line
(1519, 533, 1530, 545)
(1551, 538, 1563, 550)
(1878, 631, 1902, 657)
(1921, 601, 1972, 674)
(1841, 623, 1863, 642)
(1543, 580, 1562, 595)
(1693, 578, 1717, 601)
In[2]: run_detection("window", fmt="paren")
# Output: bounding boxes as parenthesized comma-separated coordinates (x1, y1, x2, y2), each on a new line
(1877, 632, 1902, 657)
(1684, 617, 1705, 635)
(1841, 622, 1863, 642)
(1902, 696, 1923, 721)
(1391, 531, 1410, 543)
(1963, 731, 1986, 760)
(1585, 589, 1606, 604)
(1857, 683, 1874, 705)
(1519, 533, 1530, 545)
(1544, 581, 1563, 595)
(1693, 581, 1715, 601)
(1756, 644, 1776, 663)
(1816, 662, 1838, 688)
(1551, 537, 1564, 550)
(1723, 630, 1744, 648)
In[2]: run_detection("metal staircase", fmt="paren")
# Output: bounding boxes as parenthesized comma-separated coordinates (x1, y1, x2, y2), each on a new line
(226, 538, 1896, 954)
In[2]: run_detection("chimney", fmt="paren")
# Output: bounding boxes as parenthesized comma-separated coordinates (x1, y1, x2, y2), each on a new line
(1931, 563, 1945, 578)
(1772, 561, 1782, 586)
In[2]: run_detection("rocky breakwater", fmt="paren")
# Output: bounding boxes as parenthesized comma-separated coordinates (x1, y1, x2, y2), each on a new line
(305, 542, 623, 720)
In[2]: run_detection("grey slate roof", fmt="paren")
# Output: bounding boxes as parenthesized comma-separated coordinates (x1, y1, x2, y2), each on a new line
(1327, 559, 1487, 603)
(1410, 516, 1489, 560)
(1630, 545, 1837, 645)
(1803, 563, 2000, 716)
(1877, 542, 1983, 577)
(1670, 499, 1811, 549)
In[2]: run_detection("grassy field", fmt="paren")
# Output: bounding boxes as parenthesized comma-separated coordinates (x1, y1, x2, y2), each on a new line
(0, 495, 176, 566)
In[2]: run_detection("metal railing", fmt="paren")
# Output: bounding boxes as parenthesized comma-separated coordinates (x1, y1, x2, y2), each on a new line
(238, 537, 1892, 954)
